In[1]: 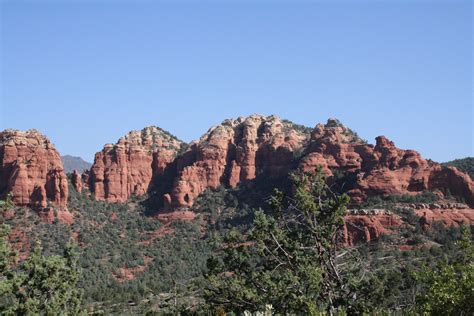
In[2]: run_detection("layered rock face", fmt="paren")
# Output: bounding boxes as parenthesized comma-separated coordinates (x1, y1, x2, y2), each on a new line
(84, 116, 474, 218)
(166, 115, 310, 207)
(89, 126, 183, 203)
(412, 203, 474, 228)
(299, 119, 474, 207)
(342, 204, 473, 245)
(344, 210, 403, 246)
(71, 170, 83, 193)
(0, 129, 68, 208)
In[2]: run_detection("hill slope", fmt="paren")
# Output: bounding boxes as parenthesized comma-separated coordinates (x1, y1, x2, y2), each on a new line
(61, 155, 92, 173)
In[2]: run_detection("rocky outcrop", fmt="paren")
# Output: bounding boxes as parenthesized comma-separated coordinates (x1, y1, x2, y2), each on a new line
(343, 205, 474, 245)
(86, 116, 474, 214)
(299, 119, 474, 207)
(71, 170, 83, 193)
(0, 129, 68, 209)
(89, 126, 184, 203)
(343, 212, 403, 246)
(166, 115, 310, 207)
(416, 208, 474, 228)
(37, 207, 74, 225)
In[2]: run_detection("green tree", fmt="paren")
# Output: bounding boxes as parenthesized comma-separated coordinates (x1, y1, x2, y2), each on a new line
(204, 169, 356, 314)
(0, 222, 84, 315)
(415, 226, 474, 315)
(0, 224, 20, 310)
(0, 193, 14, 213)
(13, 242, 84, 315)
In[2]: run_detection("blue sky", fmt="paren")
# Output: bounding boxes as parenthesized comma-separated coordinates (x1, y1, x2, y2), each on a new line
(1, 0, 472, 162)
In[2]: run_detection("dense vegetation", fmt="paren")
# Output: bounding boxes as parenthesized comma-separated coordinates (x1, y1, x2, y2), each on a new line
(1, 194, 82, 315)
(443, 157, 474, 180)
(0, 171, 473, 314)
(201, 171, 474, 315)
(0, 232, 83, 315)
(2, 186, 211, 313)
(204, 171, 353, 314)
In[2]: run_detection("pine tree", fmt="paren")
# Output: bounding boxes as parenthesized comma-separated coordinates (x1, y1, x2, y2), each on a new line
(415, 226, 474, 315)
(204, 169, 357, 314)
(12, 242, 84, 315)
(0, 196, 84, 315)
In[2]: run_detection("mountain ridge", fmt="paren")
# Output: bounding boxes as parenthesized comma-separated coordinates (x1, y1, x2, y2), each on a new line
(61, 155, 92, 173)
(2, 115, 474, 212)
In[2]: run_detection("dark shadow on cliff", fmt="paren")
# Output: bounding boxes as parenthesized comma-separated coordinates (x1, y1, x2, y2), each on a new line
(194, 171, 294, 232)
(142, 162, 178, 216)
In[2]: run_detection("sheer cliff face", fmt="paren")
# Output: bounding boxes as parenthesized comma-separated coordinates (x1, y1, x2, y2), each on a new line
(299, 119, 474, 206)
(89, 126, 183, 203)
(0, 129, 68, 209)
(167, 115, 310, 207)
(84, 116, 474, 211)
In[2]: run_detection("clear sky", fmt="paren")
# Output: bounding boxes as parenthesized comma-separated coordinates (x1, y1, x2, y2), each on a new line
(1, 0, 472, 163)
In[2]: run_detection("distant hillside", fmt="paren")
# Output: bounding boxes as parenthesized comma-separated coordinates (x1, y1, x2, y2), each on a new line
(442, 157, 474, 180)
(61, 155, 92, 173)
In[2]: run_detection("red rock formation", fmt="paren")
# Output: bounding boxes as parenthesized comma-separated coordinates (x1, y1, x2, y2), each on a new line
(112, 256, 153, 282)
(343, 212, 403, 246)
(90, 126, 183, 203)
(0, 129, 68, 209)
(71, 170, 83, 193)
(299, 119, 474, 207)
(37, 207, 74, 225)
(86, 116, 473, 215)
(416, 207, 474, 228)
(167, 115, 310, 207)
(342, 205, 474, 245)
(81, 170, 90, 191)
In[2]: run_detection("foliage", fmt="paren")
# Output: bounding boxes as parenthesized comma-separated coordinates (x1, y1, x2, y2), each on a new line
(281, 119, 313, 136)
(0, 223, 83, 315)
(204, 169, 357, 314)
(0, 193, 14, 213)
(0, 224, 18, 309)
(1, 185, 212, 312)
(2, 169, 474, 314)
(13, 244, 83, 315)
(362, 191, 439, 207)
(414, 226, 474, 315)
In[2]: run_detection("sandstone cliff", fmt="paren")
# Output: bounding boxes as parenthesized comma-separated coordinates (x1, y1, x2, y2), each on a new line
(89, 126, 184, 202)
(71, 170, 83, 193)
(344, 211, 403, 246)
(299, 119, 474, 207)
(0, 129, 68, 208)
(85, 116, 474, 216)
(166, 115, 310, 207)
